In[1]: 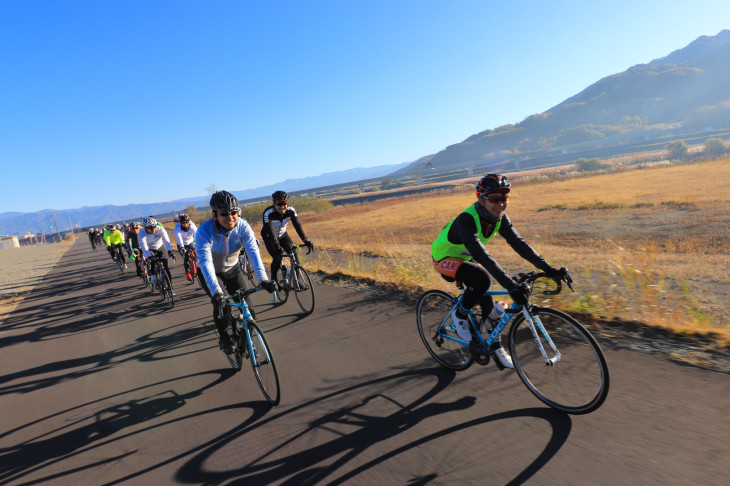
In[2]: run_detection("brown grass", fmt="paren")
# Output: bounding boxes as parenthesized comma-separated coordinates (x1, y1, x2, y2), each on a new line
(302, 158, 730, 345)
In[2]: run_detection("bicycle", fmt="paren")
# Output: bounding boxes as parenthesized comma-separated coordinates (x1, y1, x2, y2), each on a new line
(147, 255, 175, 308)
(275, 244, 315, 315)
(218, 286, 281, 405)
(238, 247, 258, 290)
(417, 270, 609, 414)
(110, 245, 126, 275)
(182, 247, 202, 287)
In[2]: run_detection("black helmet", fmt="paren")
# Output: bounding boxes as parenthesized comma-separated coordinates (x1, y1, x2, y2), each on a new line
(178, 213, 190, 223)
(476, 173, 511, 197)
(271, 190, 288, 202)
(105, 224, 115, 231)
(210, 190, 240, 212)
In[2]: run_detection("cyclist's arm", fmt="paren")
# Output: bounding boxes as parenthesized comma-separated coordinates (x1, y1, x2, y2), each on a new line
(103, 231, 112, 246)
(139, 233, 152, 259)
(194, 223, 223, 296)
(159, 225, 173, 252)
(451, 213, 516, 290)
(262, 208, 284, 252)
(498, 214, 552, 272)
(288, 207, 308, 242)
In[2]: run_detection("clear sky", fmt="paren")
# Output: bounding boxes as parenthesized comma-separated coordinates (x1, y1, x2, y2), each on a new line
(1, 1, 728, 213)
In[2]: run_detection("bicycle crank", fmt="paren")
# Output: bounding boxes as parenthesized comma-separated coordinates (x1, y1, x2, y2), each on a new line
(469, 340, 490, 365)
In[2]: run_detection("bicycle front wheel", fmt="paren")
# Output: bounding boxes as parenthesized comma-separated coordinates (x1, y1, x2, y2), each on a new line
(416, 290, 472, 371)
(509, 308, 609, 414)
(276, 267, 290, 304)
(292, 266, 315, 315)
(246, 321, 280, 405)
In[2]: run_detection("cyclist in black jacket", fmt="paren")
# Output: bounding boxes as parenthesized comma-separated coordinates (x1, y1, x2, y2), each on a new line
(260, 191, 313, 283)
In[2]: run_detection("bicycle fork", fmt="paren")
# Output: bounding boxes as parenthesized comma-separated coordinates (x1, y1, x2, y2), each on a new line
(521, 307, 561, 366)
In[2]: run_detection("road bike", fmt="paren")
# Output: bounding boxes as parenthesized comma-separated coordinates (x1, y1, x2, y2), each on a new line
(238, 247, 258, 290)
(417, 270, 609, 414)
(147, 255, 175, 308)
(110, 245, 127, 275)
(275, 244, 315, 315)
(182, 247, 202, 287)
(218, 286, 280, 405)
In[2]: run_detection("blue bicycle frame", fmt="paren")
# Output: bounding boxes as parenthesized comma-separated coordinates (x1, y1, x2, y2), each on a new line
(446, 289, 562, 366)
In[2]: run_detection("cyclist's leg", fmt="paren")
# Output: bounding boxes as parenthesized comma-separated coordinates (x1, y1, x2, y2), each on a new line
(199, 272, 233, 345)
(262, 233, 283, 278)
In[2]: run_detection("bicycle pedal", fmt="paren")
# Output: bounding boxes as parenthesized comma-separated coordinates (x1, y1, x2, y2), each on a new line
(469, 341, 490, 366)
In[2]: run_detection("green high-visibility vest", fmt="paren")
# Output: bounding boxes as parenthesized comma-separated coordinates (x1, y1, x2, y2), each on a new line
(431, 204, 501, 261)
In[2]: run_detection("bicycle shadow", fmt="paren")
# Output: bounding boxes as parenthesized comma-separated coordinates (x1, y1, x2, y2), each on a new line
(164, 367, 573, 485)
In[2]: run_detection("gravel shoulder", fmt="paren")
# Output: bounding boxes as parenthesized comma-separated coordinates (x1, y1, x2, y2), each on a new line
(0, 238, 76, 323)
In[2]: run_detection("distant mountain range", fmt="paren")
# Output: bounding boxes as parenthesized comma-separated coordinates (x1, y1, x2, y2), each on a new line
(0, 162, 410, 236)
(4, 29, 729, 236)
(401, 29, 730, 172)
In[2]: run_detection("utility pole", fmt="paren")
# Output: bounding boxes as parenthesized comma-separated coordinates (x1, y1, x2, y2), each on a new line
(52, 214, 62, 242)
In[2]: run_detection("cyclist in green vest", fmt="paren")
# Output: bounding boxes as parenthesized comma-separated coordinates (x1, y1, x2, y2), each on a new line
(431, 173, 567, 368)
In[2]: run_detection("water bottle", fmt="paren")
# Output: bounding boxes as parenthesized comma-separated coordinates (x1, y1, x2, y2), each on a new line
(488, 300, 507, 325)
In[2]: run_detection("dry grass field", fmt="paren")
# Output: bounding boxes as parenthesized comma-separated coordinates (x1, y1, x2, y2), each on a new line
(302, 158, 730, 346)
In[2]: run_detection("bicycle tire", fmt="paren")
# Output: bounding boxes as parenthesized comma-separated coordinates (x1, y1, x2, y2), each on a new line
(246, 321, 280, 405)
(225, 325, 243, 371)
(292, 265, 315, 315)
(276, 267, 289, 304)
(115, 251, 125, 275)
(416, 290, 473, 371)
(508, 307, 609, 414)
(161, 272, 174, 308)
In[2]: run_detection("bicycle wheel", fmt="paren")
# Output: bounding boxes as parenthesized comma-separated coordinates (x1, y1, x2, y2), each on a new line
(292, 265, 315, 315)
(508, 307, 609, 414)
(416, 290, 472, 371)
(244, 256, 257, 289)
(225, 324, 244, 371)
(116, 251, 125, 275)
(246, 321, 280, 405)
(276, 267, 289, 304)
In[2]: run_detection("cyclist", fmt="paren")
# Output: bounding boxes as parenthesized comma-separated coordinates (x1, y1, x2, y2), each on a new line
(431, 173, 568, 369)
(139, 216, 176, 296)
(88, 228, 97, 249)
(125, 222, 145, 277)
(174, 213, 198, 281)
(196, 190, 276, 354)
(103, 224, 127, 268)
(260, 190, 313, 285)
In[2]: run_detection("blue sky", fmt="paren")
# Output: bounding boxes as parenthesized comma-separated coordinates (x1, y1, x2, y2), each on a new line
(1, 1, 728, 213)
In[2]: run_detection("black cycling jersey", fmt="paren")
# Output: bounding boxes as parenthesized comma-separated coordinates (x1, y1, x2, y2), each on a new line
(447, 209, 551, 290)
(260, 206, 308, 252)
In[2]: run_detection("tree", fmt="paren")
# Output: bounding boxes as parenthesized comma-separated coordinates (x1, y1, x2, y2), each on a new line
(666, 140, 689, 159)
(575, 158, 605, 172)
(206, 184, 218, 195)
(185, 204, 201, 221)
(704, 138, 728, 156)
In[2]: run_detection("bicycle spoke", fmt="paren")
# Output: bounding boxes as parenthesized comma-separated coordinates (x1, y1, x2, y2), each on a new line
(509, 308, 609, 414)
(247, 322, 280, 405)
(292, 266, 315, 315)
(416, 290, 472, 371)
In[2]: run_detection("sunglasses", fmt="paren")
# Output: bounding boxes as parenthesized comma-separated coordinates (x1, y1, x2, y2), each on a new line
(275, 201, 288, 207)
(217, 210, 238, 217)
(483, 194, 510, 203)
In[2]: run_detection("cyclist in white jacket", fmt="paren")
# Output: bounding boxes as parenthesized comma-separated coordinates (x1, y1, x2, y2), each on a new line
(174, 213, 198, 281)
(139, 216, 176, 295)
(195, 190, 276, 354)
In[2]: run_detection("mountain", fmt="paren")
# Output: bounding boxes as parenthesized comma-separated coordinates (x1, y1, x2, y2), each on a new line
(400, 29, 730, 173)
(0, 162, 410, 236)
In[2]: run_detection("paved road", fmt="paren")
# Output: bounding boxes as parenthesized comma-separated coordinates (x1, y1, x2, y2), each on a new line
(1, 239, 728, 485)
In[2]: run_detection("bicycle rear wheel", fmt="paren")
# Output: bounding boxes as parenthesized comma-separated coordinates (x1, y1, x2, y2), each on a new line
(246, 321, 280, 405)
(416, 290, 472, 371)
(292, 266, 315, 315)
(508, 308, 609, 414)
(276, 267, 289, 304)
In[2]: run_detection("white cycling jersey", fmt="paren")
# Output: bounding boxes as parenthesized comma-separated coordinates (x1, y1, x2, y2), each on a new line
(139, 224, 173, 258)
(174, 221, 197, 247)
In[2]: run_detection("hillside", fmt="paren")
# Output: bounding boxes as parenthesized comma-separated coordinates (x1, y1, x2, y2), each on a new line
(401, 29, 730, 173)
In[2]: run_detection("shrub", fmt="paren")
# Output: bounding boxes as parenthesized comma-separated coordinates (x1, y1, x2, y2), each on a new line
(575, 158, 605, 172)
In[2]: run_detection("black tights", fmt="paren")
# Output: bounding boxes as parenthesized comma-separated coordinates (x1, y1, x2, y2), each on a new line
(443, 260, 496, 317)
(199, 264, 247, 339)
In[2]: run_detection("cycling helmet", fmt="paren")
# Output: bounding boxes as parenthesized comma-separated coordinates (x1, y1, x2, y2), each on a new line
(132, 222, 141, 229)
(476, 173, 511, 197)
(272, 190, 288, 202)
(142, 216, 157, 228)
(209, 190, 240, 212)
(105, 224, 115, 231)
(178, 213, 190, 223)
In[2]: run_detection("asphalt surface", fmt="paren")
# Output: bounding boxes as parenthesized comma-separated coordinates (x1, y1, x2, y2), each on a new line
(1, 239, 728, 485)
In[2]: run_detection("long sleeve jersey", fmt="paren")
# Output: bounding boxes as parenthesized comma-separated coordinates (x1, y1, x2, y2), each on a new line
(138, 224, 173, 258)
(260, 206, 307, 251)
(195, 218, 268, 296)
(174, 221, 198, 247)
(103, 229, 125, 247)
